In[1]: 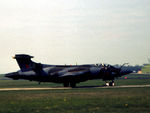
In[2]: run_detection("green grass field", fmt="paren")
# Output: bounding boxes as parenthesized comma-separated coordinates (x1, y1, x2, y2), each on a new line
(0, 74, 150, 113)
(142, 64, 150, 74)
(0, 88, 150, 113)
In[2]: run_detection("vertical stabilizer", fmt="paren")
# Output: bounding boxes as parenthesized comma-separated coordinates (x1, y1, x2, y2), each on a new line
(13, 54, 35, 72)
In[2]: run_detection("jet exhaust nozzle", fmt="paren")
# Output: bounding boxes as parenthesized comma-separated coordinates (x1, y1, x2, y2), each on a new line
(5, 72, 19, 79)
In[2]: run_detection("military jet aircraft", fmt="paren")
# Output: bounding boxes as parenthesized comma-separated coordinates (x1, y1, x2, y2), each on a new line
(5, 54, 132, 87)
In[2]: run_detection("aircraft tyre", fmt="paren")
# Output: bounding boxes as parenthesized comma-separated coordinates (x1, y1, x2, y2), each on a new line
(70, 82, 76, 88)
(109, 82, 114, 86)
(105, 82, 109, 86)
(63, 82, 69, 87)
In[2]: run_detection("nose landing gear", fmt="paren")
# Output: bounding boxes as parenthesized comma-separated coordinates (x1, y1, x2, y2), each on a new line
(105, 80, 114, 86)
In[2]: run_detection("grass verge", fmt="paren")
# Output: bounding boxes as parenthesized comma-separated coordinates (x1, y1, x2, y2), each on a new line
(0, 88, 150, 113)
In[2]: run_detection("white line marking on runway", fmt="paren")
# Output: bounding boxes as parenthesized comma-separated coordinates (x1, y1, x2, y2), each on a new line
(0, 85, 150, 91)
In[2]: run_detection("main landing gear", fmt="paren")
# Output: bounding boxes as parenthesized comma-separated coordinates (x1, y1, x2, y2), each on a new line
(105, 80, 114, 86)
(63, 82, 76, 88)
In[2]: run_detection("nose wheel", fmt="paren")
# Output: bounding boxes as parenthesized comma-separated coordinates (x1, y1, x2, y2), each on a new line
(105, 80, 114, 86)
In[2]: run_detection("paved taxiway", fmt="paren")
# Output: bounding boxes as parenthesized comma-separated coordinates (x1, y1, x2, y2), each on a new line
(0, 85, 150, 91)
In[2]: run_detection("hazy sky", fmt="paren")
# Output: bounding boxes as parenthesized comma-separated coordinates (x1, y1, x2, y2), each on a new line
(0, 0, 150, 73)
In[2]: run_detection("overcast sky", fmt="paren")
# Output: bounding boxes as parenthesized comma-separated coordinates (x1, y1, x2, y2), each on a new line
(0, 0, 150, 73)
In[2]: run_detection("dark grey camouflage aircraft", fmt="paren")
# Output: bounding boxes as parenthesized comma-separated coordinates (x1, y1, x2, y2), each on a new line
(5, 54, 132, 87)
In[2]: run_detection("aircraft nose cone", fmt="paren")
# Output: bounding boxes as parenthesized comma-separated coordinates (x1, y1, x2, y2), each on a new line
(120, 70, 132, 75)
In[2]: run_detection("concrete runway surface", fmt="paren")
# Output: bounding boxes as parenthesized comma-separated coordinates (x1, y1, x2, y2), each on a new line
(0, 84, 150, 91)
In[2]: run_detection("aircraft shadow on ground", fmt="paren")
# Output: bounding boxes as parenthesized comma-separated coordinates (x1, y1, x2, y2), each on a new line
(75, 85, 106, 88)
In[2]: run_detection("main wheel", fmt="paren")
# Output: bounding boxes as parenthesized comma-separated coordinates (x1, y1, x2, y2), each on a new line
(63, 82, 69, 87)
(70, 82, 76, 88)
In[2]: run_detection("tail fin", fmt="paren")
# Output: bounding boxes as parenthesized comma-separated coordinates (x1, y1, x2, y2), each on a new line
(13, 54, 35, 72)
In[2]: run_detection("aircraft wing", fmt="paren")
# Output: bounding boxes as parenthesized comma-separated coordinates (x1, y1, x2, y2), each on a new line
(59, 70, 89, 77)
